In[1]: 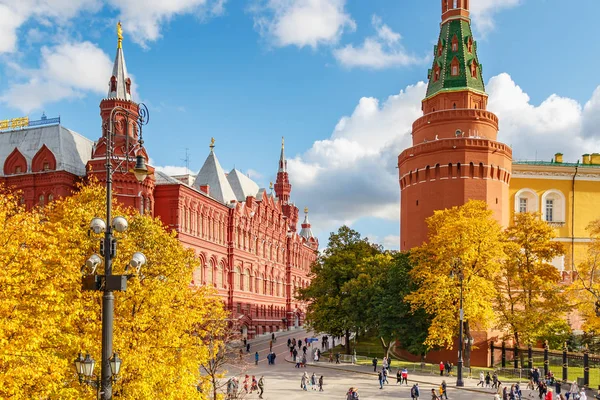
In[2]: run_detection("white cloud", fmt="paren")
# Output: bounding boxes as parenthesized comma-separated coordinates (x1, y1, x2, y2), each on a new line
(246, 168, 263, 180)
(469, 0, 521, 35)
(250, 0, 355, 49)
(0, 41, 113, 113)
(333, 15, 427, 69)
(154, 165, 195, 176)
(288, 73, 600, 242)
(107, 0, 227, 48)
(0, 0, 100, 53)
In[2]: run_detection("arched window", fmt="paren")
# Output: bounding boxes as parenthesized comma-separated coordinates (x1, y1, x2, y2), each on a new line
(425, 165, 430, 181)
(479, 163, 484, 179)
(451, 35, 458, 52)
(448, 163, 453, 178)
(244, 268, 251, 291)
(514, 189, 539, 214)
(469, 162, 474, 178)
(207, 260, 214, 286)
(541, 190, 566, 223)
(235, 267, 241, 290)
(435, 164, 441, 180)
(457, 163, 461, 177)
(38, 194, 45, 206)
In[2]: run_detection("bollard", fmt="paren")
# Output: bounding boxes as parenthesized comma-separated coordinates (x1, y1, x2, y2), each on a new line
(584, 346, 590, 388)
(528, 344, 533, 370)
(502, 341, 506, 368)
(544, 341, 549, 377)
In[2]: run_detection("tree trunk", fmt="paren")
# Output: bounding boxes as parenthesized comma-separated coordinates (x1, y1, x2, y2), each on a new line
(212, 373, 217, 400)
(515, 332, 525, 369)
(380, 337, 395, 359)
(345, 330, 351, 354)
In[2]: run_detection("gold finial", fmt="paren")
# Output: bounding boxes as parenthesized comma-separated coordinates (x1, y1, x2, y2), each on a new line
(269, 181, 273, 190)
(210, 137, 215, 151)
(117, 22, 123, 49)
(304, 207, 309, 214)
(282, 136, 285, 149)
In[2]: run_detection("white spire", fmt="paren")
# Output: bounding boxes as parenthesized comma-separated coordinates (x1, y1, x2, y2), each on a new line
(107, 22, 132, 101)
(278, 136, 287, 173)
(192, 141, 236, 204)
(299, 207, 314, 240)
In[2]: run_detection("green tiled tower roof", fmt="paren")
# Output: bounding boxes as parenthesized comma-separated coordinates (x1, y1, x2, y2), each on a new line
(426, 18, 486, 99)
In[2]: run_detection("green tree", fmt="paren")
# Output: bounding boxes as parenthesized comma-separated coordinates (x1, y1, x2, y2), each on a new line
(495, 212, 568, 354)
(297, 226, 381, 354)
(406, 200, 504, 367)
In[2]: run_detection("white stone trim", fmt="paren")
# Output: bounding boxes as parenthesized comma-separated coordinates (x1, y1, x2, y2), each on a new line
(514, 188, 539, 214)
(541, 189, 566, 223)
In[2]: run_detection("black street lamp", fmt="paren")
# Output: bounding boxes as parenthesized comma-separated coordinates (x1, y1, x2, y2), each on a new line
(74, 352, 122, 397)
(80, 104, 150, 400)
(451, 258, 465, 387)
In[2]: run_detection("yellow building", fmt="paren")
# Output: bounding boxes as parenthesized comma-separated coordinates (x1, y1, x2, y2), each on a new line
(510, 153, 600, 275)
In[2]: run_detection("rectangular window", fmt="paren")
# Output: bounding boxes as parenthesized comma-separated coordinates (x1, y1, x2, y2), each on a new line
(545, 199, 554, 222)
(519, 198, 527, 213)
(236, 303, 241, 314)
(452, 65, 458, 76)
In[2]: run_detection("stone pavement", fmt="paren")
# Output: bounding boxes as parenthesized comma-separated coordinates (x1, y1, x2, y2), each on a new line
(223, 329, 536, 399)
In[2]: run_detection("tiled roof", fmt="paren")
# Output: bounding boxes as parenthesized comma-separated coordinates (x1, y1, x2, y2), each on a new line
(426, 19, 485, 99)
(0, 123, 93, 176)
(227, 169, 259, 202)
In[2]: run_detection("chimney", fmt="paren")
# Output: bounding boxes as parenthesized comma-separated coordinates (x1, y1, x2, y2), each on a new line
(554, 153, 563, 163)
(591, 153, 600, 165)
(200, 184, 210, 195)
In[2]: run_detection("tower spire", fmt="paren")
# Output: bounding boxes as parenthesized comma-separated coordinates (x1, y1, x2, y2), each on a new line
(274, 136, 291, 204)
(107, 21, 132, 101)
(278, 136, 287, 172)
(299, 207, 314, 240)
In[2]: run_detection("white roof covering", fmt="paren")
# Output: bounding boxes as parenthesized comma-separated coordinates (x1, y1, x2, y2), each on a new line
(192, 150, 237, 204)
(0, 124, 93, 177)
(227, 169, 259, 202)
(155, 170, 183, 185)
(107, 46, 131, 101)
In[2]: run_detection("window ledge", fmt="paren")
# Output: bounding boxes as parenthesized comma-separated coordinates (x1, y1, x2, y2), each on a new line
(546, 221, 566, 228)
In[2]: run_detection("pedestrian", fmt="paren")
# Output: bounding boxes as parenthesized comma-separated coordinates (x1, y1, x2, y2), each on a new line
(250, 375, 258, 393)
(431, 388, 440, 400)
(580, 389, 588, 400)
(318, 375, 324, 391)
(269, 340, 272, 352)
(239, 348, 243, 360)
(243, 375, 249, 393)
(301, 353, 307, 367)
(478, 370, 484, 386)
(397, 369, 402, 384)
(383, 356, 388, 370)
(402, 367, 409, 385)
(314, 350, 319, 363)
(411, 383, 420, 400)
(301, 371, 308, 391)
(336, 353, 341, 364)
(272, 332, 276, 342)
(298, 339, 302, 348)
(378, 370, 383, 389)
(254, 351, 259, 365)
(439, 361, 445, 376)
(258, 376, 264, 399)
(383, 367, 389, 384)
(271, 351, 276, 364)
(441, 380, 448, 400)
(486, 372, 492, 388)
(373, 357, 378, 372)
(288, 338, 292, 348)
(555, 379, 562, 396)
(329, 352, 334, 363)
(302, 345, 307, 354)
(492, 372, 499, 389)
(246, 342, 250, 353)
(226, 378, 234, 400)
(293, 348, 298, 362)
(502, 386, 508, 400)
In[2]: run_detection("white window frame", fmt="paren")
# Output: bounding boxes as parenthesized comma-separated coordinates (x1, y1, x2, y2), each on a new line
(514, 189, 539, 214)
(541, 189, 566, 223)
(519, 198, 527, 213)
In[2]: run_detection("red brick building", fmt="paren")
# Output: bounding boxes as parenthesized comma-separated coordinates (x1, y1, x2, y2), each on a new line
(0, 33, 318, 339)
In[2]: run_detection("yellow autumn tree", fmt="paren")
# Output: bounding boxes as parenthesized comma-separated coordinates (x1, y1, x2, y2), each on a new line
(495, 212, 568, 350)
(571, 220, 600, 333)
(0, 182, 228, 399)
(406, 200, 504, 364)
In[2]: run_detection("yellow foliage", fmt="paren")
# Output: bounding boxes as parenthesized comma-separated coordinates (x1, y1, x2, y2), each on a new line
(571, 220, 600, 332)
(406, 200, 504, 348)
(0, 183, 227, 399)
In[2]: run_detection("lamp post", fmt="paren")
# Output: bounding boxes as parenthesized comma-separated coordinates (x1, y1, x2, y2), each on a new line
(451, 258, 465, 387)
(80, 104, 150, 400)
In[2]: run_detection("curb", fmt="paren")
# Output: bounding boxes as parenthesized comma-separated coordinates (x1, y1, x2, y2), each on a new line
(284, 357, 508, 395)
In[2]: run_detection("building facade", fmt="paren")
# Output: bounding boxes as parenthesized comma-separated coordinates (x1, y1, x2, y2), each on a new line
(0, 31, 318, 339)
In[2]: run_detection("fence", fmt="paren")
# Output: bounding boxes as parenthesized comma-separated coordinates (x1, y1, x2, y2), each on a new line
(490, 342, 600, 388)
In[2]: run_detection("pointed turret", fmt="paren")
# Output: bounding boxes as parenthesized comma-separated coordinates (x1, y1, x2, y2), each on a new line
(107, 22, 132, 101)
(274, 136, 291, 204)
(193, 138, 237, 204)
(299, 207, 314, 240)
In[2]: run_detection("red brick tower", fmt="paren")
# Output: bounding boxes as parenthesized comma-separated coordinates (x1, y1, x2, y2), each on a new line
(87, 23, 155, 213)
(274, 137, 298, 230)
(398, 0, 512, 250)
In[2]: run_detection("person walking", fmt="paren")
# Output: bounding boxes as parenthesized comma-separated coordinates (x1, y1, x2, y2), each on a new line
(254, 351, 259, 365)
(311, 372, 317, 390)
(301, 353, 307, 367)
(336, 353, 341, 364)
(258, 376, 264, 399)
(246, 342, 250, 353)
(301, 371, 308, 391)
(492, 372, 499, 389)
(318, 375, 324, 392)
(271, 351, 276, 365)
(250, 375, 258, 394)
(439, 361, 445, 376)
(397, 369, 402, 384)
(441, 380, 448, 400)
(485, 372, 492, 388)
(288, 338, 292, 348)
(411, 383, 420, 400)
(382, 367, 389, 385)
(378, 370, 384, 389)
(293, 347, 298, 362)
(243, 375, 249, 393)
(402, 368, 409, 385)
(272, 332, 276, 343)
(478, 371, 484, 387)
(269, 340, 273, 352)
(431, 388, 440, 400)
(373, 357, 378, 372)
(329, 352, 334, 363)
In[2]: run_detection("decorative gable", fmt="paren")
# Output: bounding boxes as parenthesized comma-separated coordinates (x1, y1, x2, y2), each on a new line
(32, 145, 57, 172)
(4, 148, 27, 175)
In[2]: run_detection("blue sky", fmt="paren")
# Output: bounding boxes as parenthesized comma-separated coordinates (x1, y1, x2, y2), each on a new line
(1, 0, 600, 249)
